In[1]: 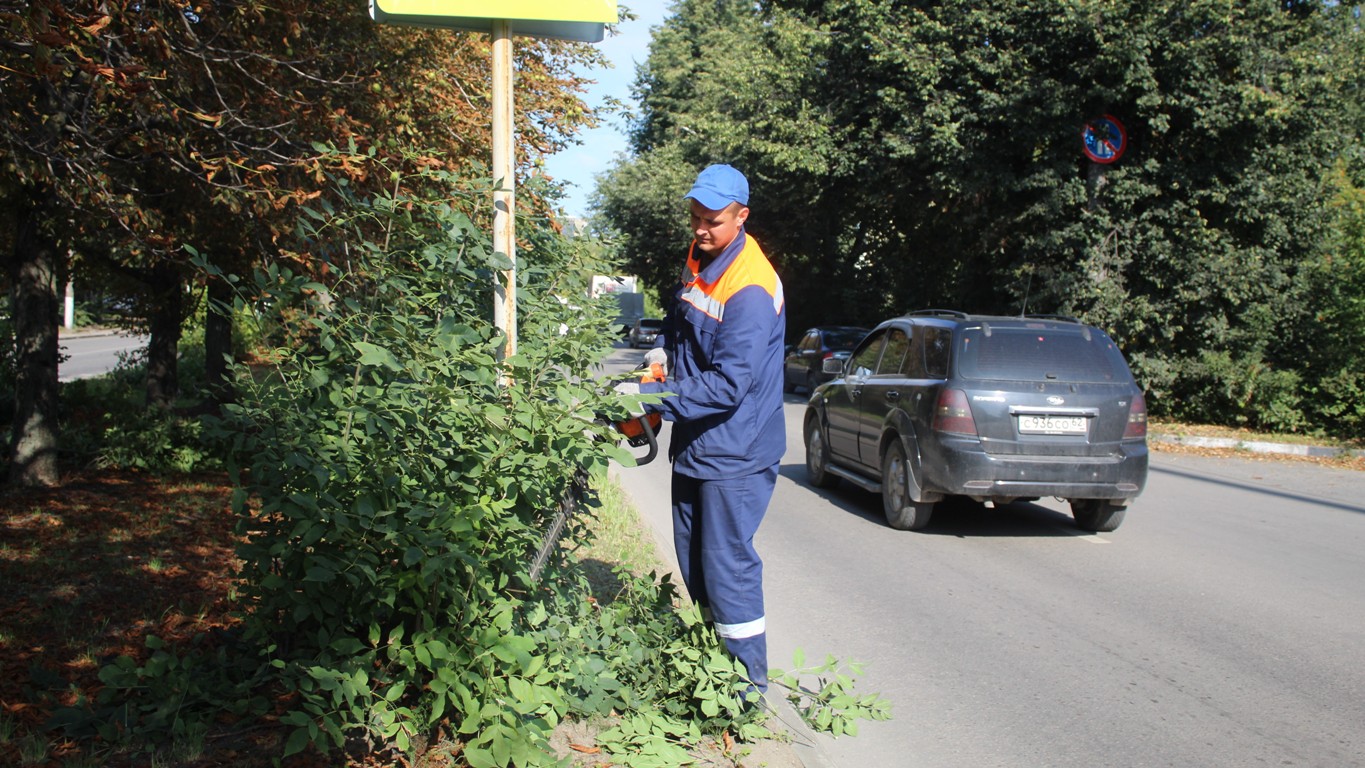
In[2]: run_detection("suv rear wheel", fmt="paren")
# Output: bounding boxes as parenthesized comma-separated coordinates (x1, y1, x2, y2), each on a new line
(881, 441, 934, 530)
(1070, 499, 1126, 532)
(804, 418, 838, 489)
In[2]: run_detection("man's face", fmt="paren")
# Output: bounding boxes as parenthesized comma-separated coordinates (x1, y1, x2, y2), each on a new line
(689, 199, 749, 257)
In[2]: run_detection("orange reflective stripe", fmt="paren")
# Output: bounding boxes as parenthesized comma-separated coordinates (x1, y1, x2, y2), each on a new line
(680, 235, 783, 321)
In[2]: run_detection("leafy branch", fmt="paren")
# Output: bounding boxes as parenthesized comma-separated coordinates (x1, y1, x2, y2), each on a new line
(771, 649, 894, 738)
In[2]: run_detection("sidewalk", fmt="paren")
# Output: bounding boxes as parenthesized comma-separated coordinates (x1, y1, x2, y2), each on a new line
(1149, 432, 1365, 462)
(57, 325, 128, 338)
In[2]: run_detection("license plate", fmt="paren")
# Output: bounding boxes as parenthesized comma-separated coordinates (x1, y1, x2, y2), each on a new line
(1018, 414, 1088, 435)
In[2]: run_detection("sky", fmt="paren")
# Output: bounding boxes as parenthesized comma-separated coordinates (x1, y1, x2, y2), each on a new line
(540, 4, 671, 221)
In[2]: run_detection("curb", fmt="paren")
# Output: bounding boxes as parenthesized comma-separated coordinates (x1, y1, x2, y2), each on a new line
(58, 328, 127, 339)
(763, 692, 838, 768)
(1150, 433, 1365, 461)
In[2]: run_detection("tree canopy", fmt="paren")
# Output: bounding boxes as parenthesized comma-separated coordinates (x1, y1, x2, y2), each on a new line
(1, 0, 617, 483)
(596, 0, 1365, 435)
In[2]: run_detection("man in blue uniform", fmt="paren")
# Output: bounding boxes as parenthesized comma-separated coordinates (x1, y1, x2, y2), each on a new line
(631, 164, 787, 695)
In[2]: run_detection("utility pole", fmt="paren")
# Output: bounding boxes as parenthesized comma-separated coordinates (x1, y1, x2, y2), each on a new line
(491, 19, 517, 362)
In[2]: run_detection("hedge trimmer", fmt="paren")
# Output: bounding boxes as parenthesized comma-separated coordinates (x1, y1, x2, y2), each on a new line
(529, 349, 667, 583)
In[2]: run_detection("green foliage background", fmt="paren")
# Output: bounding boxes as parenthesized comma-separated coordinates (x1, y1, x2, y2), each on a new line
(597, 0, 1365, 437)
(210, 150, 630, 761)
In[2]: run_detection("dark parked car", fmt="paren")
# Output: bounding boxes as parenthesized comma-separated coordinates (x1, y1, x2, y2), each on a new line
(629, 317, 665, 348)
(784, 326, 870, 393)
(803, 310, 1148, 532)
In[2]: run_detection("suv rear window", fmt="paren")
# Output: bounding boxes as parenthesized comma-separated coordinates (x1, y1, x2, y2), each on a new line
(956, 326, 1130, 383)
(823, 329, 867, 348)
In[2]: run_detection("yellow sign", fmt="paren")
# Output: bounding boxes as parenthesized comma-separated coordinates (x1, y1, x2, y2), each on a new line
(369, 0, 617, 42)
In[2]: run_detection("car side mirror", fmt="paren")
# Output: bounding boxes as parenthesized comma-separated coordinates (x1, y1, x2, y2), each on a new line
(822, 357, 844, 375)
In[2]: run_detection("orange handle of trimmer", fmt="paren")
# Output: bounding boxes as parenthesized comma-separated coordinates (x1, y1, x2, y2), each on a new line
(615, 363, 665, 464)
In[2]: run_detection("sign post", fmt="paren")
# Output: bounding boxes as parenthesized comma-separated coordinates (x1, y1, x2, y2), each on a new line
(369, 0, 617, 364)
(491, 19, 515, 361)
(1081, 114, 1127, 214)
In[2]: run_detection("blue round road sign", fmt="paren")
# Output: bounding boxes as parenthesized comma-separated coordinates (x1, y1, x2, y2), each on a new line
(1082, 115, 1127, 164)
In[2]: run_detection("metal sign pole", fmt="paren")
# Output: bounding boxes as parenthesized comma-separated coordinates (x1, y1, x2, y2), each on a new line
(491, 19, 517, 363)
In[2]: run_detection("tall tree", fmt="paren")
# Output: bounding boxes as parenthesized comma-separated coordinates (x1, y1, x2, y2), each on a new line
(2, 0, 611, 480)
(599, 0, 844, 319)
(599, 0, 1358, 430)
(6, 196, 61, 485)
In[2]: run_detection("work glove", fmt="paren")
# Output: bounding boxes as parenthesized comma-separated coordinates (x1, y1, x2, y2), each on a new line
(612, 379, 645, 417)
(643, 347, 669, 380)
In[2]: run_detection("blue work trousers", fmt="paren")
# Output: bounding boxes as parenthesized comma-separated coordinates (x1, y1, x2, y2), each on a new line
(671, 464, 778, 691)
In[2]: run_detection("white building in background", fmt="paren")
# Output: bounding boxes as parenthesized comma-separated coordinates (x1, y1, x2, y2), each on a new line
(561, 216, 589, 238)
(591, 274, 637, 298)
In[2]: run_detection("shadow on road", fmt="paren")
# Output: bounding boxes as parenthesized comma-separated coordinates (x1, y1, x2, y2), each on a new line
(779, 462, 1083, 538)
(1152, 464, 1365, 516)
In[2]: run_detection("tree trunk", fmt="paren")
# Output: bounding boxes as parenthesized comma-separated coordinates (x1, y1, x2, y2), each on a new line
(145, 263, 185, 410)
(204, 274, 233, 406)
(8, 199, 61, 487)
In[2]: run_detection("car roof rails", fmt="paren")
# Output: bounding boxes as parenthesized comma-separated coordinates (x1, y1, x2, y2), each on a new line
(906, 308, 969, 319)
(1022, 313, 1081, 324)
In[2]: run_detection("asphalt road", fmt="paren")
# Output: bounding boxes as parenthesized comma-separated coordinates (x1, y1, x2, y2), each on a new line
(603, 344, 1365, 768)
(59, 331, 148, 382)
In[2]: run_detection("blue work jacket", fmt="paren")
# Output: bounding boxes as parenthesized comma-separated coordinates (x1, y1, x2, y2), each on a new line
(640, 229, 787, 479)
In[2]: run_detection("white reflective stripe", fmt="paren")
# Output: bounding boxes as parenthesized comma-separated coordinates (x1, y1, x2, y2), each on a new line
(681, 285, 725, 321)
(715, 615, 766, 640)
(772, 279, 785, 314)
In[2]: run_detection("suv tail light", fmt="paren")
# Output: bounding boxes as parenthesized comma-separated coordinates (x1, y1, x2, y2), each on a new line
(1124, 393, 1148, 439)
(932, 389, 978, 435)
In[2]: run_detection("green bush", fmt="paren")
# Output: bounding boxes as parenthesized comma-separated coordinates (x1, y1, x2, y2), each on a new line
(202, 155, 641, 763)
(1309, 367, 1365, 440)
(58, 335, 222, 475)
(1164, 350, 1306, 433)
(547, 568, 765, 734)
(96, 410, 218, 474)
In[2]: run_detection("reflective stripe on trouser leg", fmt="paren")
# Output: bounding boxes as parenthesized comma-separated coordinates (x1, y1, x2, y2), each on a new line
(671, 465, 777, 690)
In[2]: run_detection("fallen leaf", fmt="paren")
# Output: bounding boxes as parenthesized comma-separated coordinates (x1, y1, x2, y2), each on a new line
(186, 110, 222, 126)
(569, 744, 601, 754)
(35, 31, 71, 47)
(82, 15, 113, 35)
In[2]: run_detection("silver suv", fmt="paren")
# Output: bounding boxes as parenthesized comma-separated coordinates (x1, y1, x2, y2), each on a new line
(803, 310, 1148, 532)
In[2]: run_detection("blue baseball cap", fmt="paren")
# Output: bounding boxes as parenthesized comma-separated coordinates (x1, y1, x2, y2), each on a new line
(684, 164, 749, 210)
